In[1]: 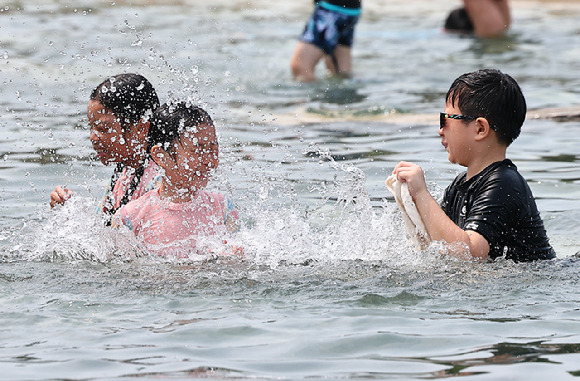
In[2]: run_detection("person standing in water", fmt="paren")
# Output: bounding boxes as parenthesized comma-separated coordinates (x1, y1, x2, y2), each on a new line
(391, 69, 555, 262)
(290, 0, 361, 82)
(50, 73, 162, 224)
(113, 102, 239, 257)
(444, 0, 511, 38)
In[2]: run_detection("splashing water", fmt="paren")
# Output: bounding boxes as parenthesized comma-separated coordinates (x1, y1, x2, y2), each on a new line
(233, 144, 435, 269)
(9, 196, 144, 263)
(5, 144, 427, 269)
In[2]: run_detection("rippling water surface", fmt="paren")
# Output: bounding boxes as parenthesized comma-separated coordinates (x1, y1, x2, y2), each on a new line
(1, 0, 580, 379)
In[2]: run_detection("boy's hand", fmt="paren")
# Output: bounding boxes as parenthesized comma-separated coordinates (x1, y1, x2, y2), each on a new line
(50, 186, 73, 208)
(392, 161, 428, 201)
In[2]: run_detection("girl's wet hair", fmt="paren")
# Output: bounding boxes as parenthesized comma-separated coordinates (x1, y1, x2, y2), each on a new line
(446, 69, 527, 146)
(93, 73, 160, 223)
(90, 73, 160, 127)
(148, 101, 215, 153)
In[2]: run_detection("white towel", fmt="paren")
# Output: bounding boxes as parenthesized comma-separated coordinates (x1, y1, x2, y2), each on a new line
(385, 175, 430, 250)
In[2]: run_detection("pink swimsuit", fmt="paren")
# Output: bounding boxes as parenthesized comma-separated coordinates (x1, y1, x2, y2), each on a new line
(117, 189, 238, 257)
(101, 160, 162, 213)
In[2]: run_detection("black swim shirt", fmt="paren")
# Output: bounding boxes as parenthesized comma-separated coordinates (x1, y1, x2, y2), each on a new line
(441, 159, 555, 262)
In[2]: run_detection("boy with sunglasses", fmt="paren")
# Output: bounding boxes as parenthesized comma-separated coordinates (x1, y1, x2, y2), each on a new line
(392, 69, 555, 262)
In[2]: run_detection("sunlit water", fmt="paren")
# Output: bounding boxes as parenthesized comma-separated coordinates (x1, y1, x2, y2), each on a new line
(1, 0, 580, 379)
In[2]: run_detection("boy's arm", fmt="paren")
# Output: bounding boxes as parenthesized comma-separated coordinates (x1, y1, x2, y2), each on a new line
(393, 162, 490, 259)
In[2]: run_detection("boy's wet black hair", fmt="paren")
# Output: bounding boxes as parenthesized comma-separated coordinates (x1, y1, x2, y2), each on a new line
(446, 69, 527, 146)
(148, 101, 215, 153)
(90, 73, 160, 127)
(444, 8, 474, 32)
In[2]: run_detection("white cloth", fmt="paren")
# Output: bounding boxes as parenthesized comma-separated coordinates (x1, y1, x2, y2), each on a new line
(385, 175, 430, 250)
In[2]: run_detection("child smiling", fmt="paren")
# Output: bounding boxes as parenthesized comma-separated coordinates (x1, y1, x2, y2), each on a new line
(113, 102, 239, 257)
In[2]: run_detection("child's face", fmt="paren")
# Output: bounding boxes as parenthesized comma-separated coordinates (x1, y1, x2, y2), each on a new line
(439, 102, 476, 167)
(88, 100, 146, 166)
(161, 124, 219, 192)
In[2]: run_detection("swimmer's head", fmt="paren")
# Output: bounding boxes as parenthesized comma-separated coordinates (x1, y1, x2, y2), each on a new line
(444, 8, 474, 33)
(149, 102, 219, 186)
(90, 73, 160, 128)
(88, 74, 160, 166)
(445, 69, 526, 146)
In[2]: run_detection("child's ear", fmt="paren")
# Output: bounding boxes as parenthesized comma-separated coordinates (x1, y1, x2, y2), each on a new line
(150, 145, 171, 169)
(474, 117, 492, 141)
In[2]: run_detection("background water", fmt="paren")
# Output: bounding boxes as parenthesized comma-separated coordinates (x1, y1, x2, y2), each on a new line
(1, 0, 580, 379)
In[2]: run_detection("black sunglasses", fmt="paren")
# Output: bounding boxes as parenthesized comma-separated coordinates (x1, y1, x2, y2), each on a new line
(439, 113, 476, 129)
(440, 113, 498, 131)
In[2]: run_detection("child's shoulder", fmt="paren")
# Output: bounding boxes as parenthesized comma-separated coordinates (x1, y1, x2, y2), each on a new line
(475, 159, 527, 191)
(492, 159, 524, 181)
(198, 190, 237, 213)
(123, 188, 160, 211)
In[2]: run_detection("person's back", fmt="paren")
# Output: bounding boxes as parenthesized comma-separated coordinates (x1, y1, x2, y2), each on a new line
(444, 0, 510, 38)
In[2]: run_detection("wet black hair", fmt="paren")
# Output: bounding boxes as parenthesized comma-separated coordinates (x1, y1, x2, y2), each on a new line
(149, 101, 215, 154)
(446, 69, 526, 146)
(444, 8, 474, 32)
(90, 73, 160, 127)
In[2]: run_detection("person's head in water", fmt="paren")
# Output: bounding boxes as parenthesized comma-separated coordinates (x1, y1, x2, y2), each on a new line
(88, 73, 160, 167)
(444, 7, 474, 33)
(149, 101, 219, 201)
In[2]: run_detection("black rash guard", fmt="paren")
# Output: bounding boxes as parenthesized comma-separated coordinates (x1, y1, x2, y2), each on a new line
(441, 159, 555, 262)
(314, 0, 361, 9)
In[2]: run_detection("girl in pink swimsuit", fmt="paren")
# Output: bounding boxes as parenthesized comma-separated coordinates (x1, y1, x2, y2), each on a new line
(49, 73, 162, 225)
(114, 102, 239, 258)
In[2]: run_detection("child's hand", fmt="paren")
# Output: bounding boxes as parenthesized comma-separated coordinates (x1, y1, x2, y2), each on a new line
(49, 186, 73, 208)
(392, 161, 428, 200)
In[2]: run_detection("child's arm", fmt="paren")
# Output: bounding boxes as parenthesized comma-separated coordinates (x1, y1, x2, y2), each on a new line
(49, 185, 73, 208)
(393, 161, 490, 259)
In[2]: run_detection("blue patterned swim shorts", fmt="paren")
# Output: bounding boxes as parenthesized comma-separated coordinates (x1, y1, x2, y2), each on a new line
(299, 4, 360, 55)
